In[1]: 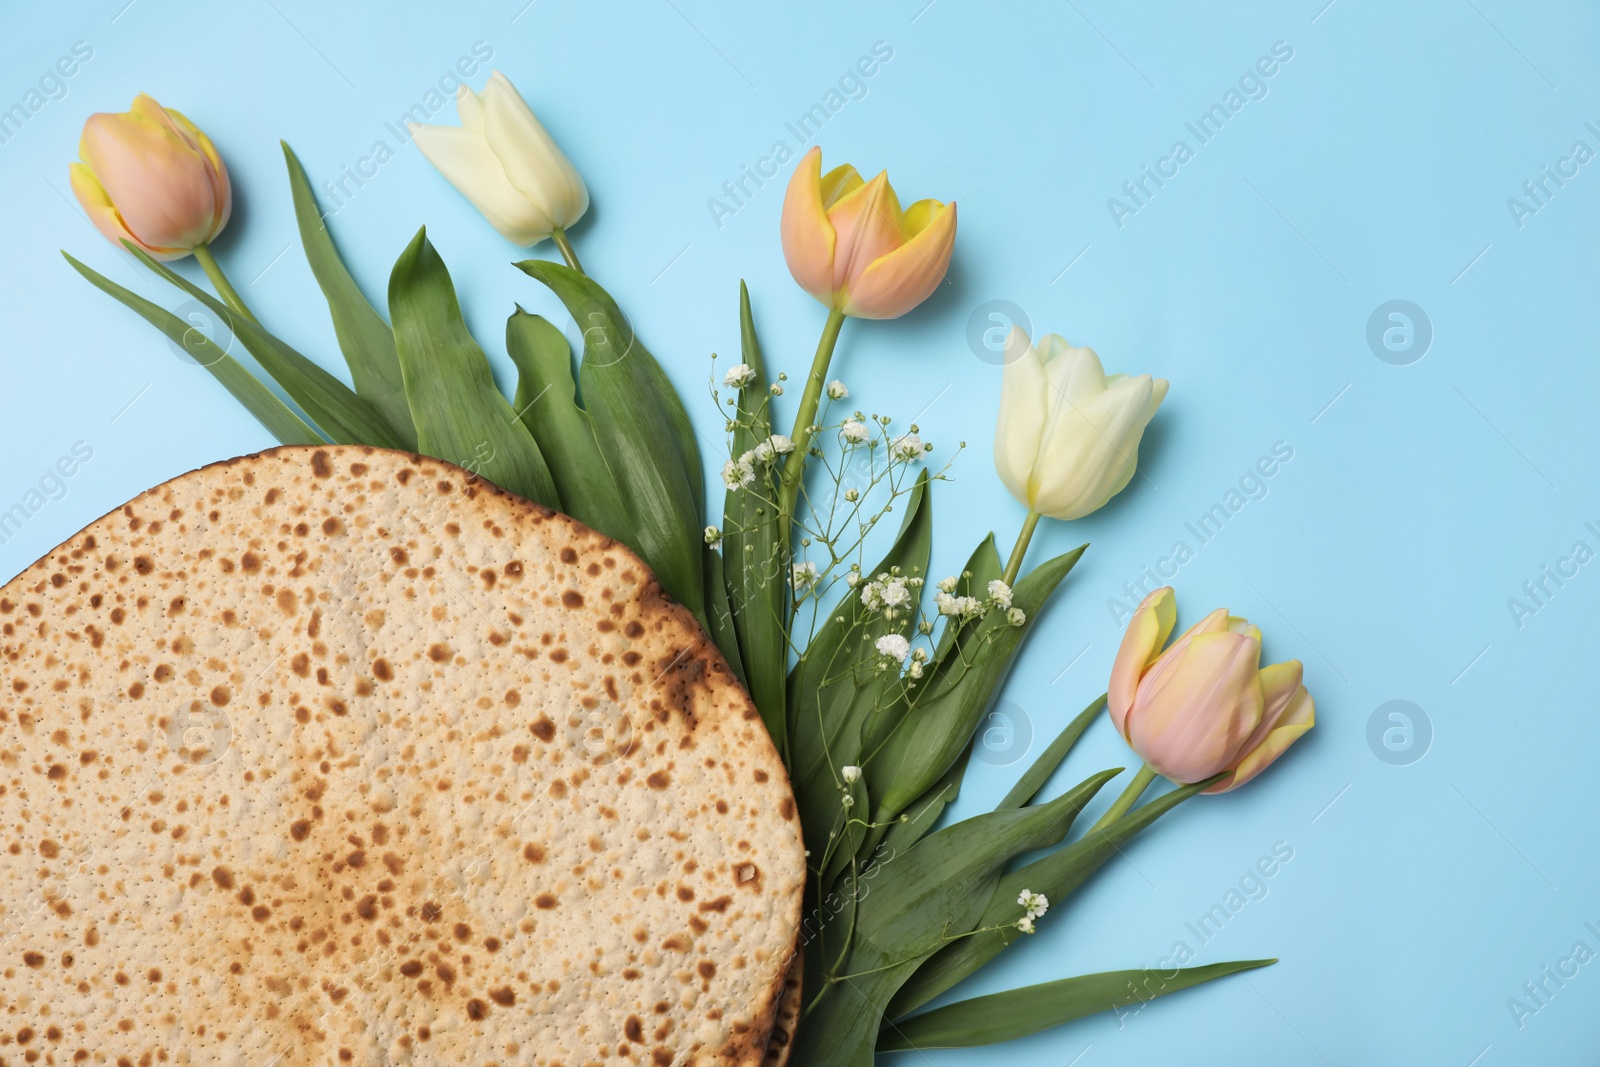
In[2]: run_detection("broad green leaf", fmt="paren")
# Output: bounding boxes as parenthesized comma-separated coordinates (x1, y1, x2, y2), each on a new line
(864, 544, 1086, 822)
(795, 769, 1116, 1067)
(722, 281, 786, 749)
(997, 694, 1106, 810)
(879, 744, 969, 855)
(504, 308, 629, 538)
(282, 142, 416, 449)
(388, 228, 559, 507)
(516, 259, 706, 625)
(889, 777, 1208, 1017)
(878, 959, 1275, 1051)
(788, 475, 931, 867)
(128, 245, 404, 449)
(63, 252, 321, 446)
(702, 544, 746, 685)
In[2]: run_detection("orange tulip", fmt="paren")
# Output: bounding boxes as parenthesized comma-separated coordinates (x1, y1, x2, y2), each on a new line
(780, 146, 955, 319)
(69, 94, 231, 261)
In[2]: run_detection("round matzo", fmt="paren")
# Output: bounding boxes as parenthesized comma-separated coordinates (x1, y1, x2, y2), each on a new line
(0, 445, 803, 1066)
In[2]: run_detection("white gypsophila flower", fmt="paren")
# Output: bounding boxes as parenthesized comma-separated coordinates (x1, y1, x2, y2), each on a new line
(874, 633, 911, 662)
(1007, 607, 1027, 627)
(936, 576, 959, 594)
(891, 433, 925, 461)
(846, 570, 862, 587)
(751, 440, 776, 464)
(907, 660, 924, 680)
(841, 765, 861, 784)
(1016, 916, 1036, 935)
(723, 363, 756, 388)
(841, 793, 855, 809)
(826, 379, 849, 400)
(844, 487, 859, 502)
(791, 561, 819, 592)
(704, 525, 721, 545)
(721, 457, 754, 490)
(987, 579, 1013, 609)
(768, 434, 795, 456)
(769, 383, 784, 396)
(840, 419, 871, 444)
(878, 578, 911, 609)
(1017, 889, 1050, 919)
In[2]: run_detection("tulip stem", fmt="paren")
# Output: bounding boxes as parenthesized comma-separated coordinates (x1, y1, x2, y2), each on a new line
(550, 227, 584, 274)
(192, 244, 260, 327)
(777, 307, 848, 518)
(1000, 510, 1042, 586)
(1088, 763, 1158, 835)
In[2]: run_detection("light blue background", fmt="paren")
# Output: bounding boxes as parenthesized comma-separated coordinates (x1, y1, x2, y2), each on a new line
(2, 1, 1597, 1063)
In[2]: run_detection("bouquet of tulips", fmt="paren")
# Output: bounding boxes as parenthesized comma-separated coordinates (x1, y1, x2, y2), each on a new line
(64, 78, 1315, 1061)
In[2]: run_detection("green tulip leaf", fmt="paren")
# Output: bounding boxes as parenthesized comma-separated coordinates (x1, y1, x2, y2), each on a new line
(879, 745, 970, 855)
(722, 281, 787, 749)
(997, 694, 1106, 810)
(516, 259, 706, 626)
(63, 252, 322, 446)
(126, 245, 403, 449)
(702, 543, 747, 686)
(879, 959, 1276, 1052)
(889, 777, 1210, 1018)
(388, 228, 559, 507)
(863, 544, 1086, 823)
(794, 768, 1116, 1067)
(503, 307, 630, 538)
(282, 142, 416, 449)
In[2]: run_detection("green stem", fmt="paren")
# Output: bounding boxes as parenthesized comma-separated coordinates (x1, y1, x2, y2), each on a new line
(1000, 510, 1042, 586)
(777, 307, 848, 518)
(192, 243, 260, 327)
(550, 227, 584, 274)
(1088, 763, 1158, 835)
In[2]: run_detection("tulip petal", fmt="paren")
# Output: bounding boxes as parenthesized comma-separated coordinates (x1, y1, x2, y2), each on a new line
(843, 199, 956, 319)
(162, 106, 231, 240)
(1029, 372, 1155, 520)
(827, 170, 903, 299)
(481, 71, 588, 231)
(1207, 683, 1314, 793)
(992, 326, 1048, 509)
(1107, 586, 1176, 738)
(780, 147, 837, 305)
(819, 163, 863, 208)
(455, 83, 487, 130)
(410, 123, 553, 246)
(69, 162, 176, 259)
(1130, 631, 1264, 783)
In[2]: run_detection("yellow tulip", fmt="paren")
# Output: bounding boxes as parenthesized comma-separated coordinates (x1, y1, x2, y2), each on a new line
(69, 94, 230, 261)
(780, 146, 955, 319)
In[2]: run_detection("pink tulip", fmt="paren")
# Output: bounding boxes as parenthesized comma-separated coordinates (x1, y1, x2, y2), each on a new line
(1108, 587, 1314, 793)
(779, 146, 956, 320)
(69, 94, 231, 261)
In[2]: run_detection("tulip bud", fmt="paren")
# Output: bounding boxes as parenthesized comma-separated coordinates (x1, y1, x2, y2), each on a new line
(1107, 587, 1314, 793)
(69, 94, 231, 261)
(993, 328, 1167, 521)
(780, 146, 955, 320)
(410, 71, 588, 247)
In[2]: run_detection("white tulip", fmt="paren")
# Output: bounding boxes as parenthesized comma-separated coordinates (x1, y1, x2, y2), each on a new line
(993, 327, 1167, 521)
(409, 71, 588, 247)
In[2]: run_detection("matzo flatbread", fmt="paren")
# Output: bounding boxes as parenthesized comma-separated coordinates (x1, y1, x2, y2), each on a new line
(0, 445, 803, 1066)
